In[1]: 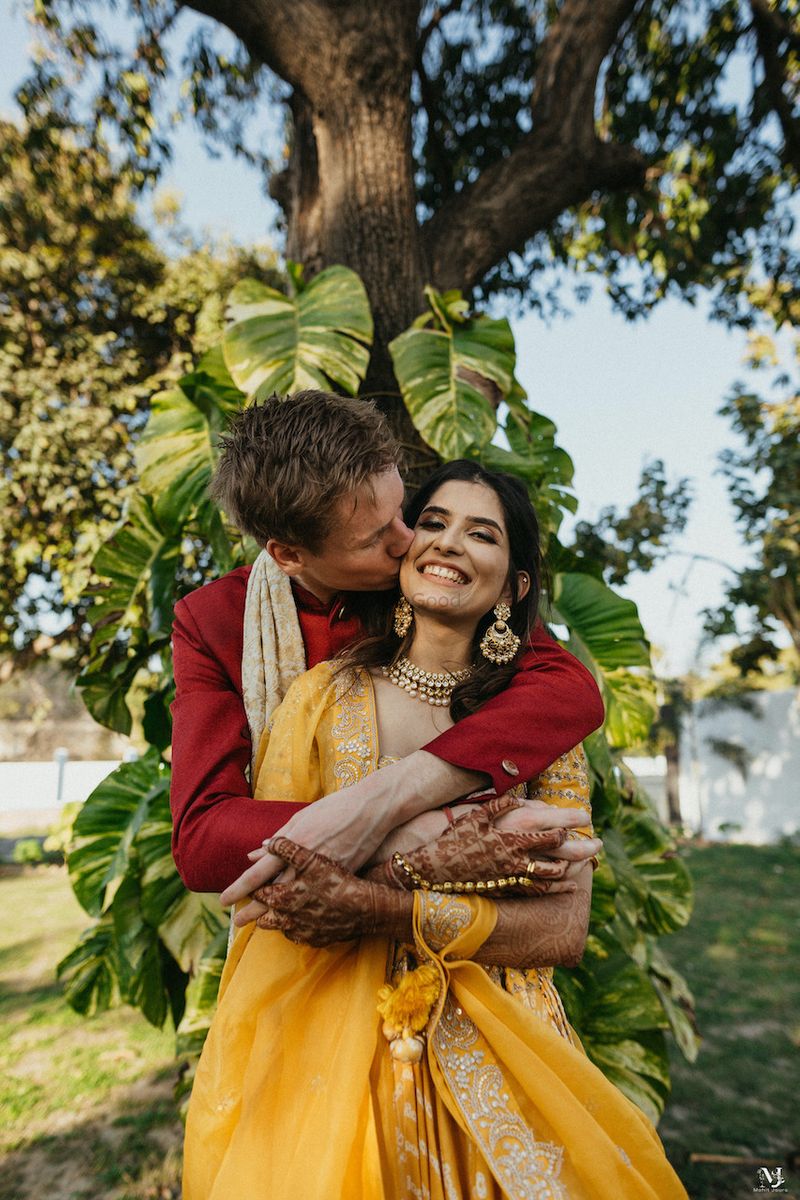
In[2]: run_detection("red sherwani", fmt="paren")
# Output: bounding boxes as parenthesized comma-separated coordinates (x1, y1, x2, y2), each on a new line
(170, 565, 605, 892)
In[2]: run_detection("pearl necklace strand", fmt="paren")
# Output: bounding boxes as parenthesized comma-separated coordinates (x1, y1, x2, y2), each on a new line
(381, 656, 472, 706)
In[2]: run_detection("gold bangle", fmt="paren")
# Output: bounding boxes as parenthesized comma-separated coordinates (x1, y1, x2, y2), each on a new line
(392, 852, 538, 894)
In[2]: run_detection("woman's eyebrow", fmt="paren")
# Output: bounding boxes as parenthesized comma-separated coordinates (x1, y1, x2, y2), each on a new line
(420, 505, 503, 533)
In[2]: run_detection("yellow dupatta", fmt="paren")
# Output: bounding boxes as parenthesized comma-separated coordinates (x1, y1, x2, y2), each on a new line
(183, 662, 688, 1200)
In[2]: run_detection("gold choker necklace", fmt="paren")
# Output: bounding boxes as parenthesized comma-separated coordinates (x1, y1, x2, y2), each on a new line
(381, 656, 472, 706)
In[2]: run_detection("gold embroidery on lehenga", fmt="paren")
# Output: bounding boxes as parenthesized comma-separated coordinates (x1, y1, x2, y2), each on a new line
(416, 892, 473, 954)
(330, 669, 375, 788)
(431, 995, 567, 1200)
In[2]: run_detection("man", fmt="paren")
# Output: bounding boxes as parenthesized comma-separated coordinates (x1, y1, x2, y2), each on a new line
(170, 390, 605, 897)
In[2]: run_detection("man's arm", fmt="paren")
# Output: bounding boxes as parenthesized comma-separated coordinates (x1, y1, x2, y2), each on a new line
(220, 628, 604, 892)
(426, 624, 605, 794)
(170, 594, 308, 892)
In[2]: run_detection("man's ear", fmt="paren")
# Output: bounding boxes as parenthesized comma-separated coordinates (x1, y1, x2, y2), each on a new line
(266, 538, 306, 578)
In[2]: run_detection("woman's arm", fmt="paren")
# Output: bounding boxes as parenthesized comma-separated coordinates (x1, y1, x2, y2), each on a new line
(249, 836, 593, 969)
(473, 864, 593, 968)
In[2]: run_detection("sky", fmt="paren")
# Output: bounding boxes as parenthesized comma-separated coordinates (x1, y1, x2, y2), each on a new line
(2, 0, 770, 676)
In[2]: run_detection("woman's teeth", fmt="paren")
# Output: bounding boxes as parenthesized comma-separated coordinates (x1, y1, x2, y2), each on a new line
(421, 564, 468, 584)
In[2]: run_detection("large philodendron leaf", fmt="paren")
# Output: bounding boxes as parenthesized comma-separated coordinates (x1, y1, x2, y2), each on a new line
(136, 346, 243, 532)
(645, 941, 701, 1063)
(76, 494, 180, 731)
(67, 749, 170, 917)
(136, 788, 226, 973)
(57, 913, 121, 1017)
(175, 929, 229, 1060)
(556, 948, 671, 1123)
(389, 287, 513, 458)
(551, 571, 657, 747)
(612, 809, 694, 935)
(111, 872, 186, 1028)
(479, 397, 578, 536)
(223, 266, 373, 398)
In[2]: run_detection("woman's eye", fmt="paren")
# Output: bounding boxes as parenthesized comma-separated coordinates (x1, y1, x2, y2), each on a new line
(418, 519, 444, 530)
(472, 530, 497, 543)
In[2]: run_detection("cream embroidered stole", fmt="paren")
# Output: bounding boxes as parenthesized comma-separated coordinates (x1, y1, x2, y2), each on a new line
(240, 549, 307, 773)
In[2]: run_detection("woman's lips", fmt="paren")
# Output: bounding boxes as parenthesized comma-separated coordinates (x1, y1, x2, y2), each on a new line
(418, 563, 470, 585)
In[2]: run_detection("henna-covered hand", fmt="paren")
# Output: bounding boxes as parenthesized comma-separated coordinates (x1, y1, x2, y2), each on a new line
(365, 795, 595, 896)
(249, 836, 413, 946)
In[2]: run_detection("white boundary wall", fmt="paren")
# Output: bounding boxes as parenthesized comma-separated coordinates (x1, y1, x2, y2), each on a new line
(678, 688, 799, 844)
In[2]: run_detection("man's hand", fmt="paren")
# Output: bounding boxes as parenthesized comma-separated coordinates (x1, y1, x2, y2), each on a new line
(246, 837, 413, 945)
(220, 750, 482, 908)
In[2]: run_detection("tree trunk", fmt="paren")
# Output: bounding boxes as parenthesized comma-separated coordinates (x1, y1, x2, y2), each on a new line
(281, 91, 436, 475)
(664, 740, 682, 826)
(264, 3, 437, 477)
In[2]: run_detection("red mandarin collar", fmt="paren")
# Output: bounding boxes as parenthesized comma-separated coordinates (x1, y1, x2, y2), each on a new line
(291, 580, 345, 617)
(290, 580, 361, 668)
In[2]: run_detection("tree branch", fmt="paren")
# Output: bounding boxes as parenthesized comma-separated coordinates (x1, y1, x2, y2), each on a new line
(423, 0, 647, 290)
(183, 0, 421, 100)
(180, 0, 334, 92)
(750, 0, 800, 174)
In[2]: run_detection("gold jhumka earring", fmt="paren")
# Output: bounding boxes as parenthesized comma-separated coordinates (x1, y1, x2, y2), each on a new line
(393, 596, 413, 638)
(479, 602, 520, 664)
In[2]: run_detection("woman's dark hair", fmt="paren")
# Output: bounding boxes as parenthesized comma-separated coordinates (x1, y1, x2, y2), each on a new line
(337, 460, 547, 721)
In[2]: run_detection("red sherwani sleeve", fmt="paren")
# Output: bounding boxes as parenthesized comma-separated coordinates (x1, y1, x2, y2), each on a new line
(169, 570, 308, 893)
(426, 623, 605, 793)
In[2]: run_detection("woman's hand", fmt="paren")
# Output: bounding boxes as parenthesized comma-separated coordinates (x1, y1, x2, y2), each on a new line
(247, 837, 413, 945)
(366, 794, 601, 895)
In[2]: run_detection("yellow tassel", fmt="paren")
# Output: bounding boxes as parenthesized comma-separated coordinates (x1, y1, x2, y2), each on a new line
(376, 963, 440, 1035)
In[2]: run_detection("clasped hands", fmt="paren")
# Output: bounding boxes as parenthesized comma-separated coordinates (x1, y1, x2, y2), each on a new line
(220, 795, 602, 947)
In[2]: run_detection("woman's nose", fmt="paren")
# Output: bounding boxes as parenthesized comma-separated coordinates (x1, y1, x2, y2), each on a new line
(432, 524, 462, 554)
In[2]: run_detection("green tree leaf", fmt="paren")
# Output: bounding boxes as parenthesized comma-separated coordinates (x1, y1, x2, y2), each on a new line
(223, 266, 373, 398)
(136, 790, 226, 972)
(556, 950, 670, 1123)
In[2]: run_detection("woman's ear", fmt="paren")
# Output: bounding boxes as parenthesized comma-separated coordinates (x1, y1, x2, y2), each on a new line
(500, 570, 531, 606)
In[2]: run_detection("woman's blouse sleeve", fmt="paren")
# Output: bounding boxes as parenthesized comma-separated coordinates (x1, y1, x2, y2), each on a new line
(528, 745, 594, 843)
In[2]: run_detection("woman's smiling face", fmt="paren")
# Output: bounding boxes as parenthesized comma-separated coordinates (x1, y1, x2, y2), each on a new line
(399, 479, 514, 624)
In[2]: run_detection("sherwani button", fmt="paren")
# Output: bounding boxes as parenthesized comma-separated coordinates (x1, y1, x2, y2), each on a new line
(501, 758, 520, 776)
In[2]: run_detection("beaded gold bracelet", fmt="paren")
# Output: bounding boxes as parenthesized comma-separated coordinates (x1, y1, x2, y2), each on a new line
(392, 852, 538, 894)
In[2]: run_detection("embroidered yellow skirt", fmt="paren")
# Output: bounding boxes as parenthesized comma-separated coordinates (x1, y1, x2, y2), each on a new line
(184, 891, 688, 1200)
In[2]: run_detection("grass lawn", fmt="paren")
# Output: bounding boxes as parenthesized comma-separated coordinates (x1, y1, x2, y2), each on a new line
(659, 840, 799, 1200)
(1, 843, 797, 1199)
(0, 865, 182, 1200)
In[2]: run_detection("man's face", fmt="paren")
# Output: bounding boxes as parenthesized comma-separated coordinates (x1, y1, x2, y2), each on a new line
(284, 467, 414, 600)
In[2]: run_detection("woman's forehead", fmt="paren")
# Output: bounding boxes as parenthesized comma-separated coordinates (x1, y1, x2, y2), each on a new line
(423, 479, 505, 523)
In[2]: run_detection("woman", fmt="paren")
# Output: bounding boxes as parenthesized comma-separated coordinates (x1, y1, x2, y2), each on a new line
(183, 462, 688, 1200)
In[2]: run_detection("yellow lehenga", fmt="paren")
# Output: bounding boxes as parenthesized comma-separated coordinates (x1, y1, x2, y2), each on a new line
(183, 662, 688, 1200)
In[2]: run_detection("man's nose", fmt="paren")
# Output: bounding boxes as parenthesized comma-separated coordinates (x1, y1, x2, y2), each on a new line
(387, 518, 415, 558)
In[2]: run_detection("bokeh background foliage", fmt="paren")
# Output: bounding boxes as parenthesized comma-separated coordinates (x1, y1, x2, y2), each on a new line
(62, 264, 696, 1123)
